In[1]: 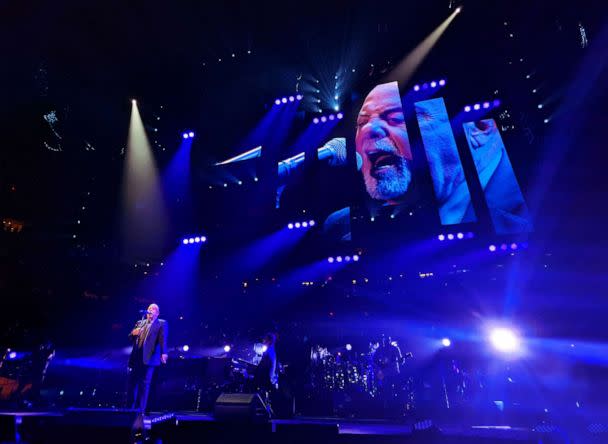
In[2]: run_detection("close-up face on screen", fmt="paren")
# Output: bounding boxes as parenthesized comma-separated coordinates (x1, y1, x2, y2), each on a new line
(355, 81, 413, 206)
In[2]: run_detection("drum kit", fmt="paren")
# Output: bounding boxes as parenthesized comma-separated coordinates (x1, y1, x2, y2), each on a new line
(309, 341, 415, 414)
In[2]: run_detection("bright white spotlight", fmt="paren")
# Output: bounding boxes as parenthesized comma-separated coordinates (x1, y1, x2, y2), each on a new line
(131, 99, 137, 105)
(302, 221, 308, 228)
(345, 344, 352, 351)
(201, 236, 207, 242)
(455, 6, 462, 14)
(288, 223, 294, 229)
(441, 338, 451, 347)
(182, 239, 189, 245)
(295, 222, 301, 228)
(182, 345, 190, 352)
(189, 132, 194, 138)
(490, 328, 520, 353)
(309, 220, 316, 226)
(194, 236, 201, 243)
(223, 345, 231, 353)
(188, 238, 195, 244)
(261, 345, 268, 353)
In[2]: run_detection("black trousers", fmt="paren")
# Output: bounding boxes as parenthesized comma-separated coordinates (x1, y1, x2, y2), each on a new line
(126, 349, 156, 413)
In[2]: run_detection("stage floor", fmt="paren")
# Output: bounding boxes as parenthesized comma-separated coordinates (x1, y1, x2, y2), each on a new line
(0, 408, 569, 443)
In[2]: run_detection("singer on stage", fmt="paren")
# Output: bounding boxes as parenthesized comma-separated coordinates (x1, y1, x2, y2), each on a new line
(126, 303, 168, 413)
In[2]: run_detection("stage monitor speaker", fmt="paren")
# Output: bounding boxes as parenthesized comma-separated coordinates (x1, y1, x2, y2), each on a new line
(214, 393, 269, 423)
(0, 414, 15, 442)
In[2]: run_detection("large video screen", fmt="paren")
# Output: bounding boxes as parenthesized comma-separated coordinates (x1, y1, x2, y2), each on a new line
(462, 119, 532, 234)
(215, 80, 531, 247)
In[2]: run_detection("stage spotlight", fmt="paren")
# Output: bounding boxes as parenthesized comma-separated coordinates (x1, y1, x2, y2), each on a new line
(296, 94, 303, 100)
(131, 99, 137, 105)
(261, 345, 268, 353)
(483, 102, 490, 109)
(336, 256, 343, 263)
(313, 117, 320, 124)
(182, 239, 189, 245)
(493, 99, 501, 107)
(510, 243, 518, 250)
(189, 132, 194, 138)
(321, 116, 327, 123)
(280, 97, 287, 104)
(489, 244, 497, 252)
(455, 6, 462, 13)
(537, 104, 543, 109)
(309, 220, 316, 226)
(254, 177, 259, 182)
(345, 256, 351, 262)
(275, 99, 281, 105)
(447, 233, 454, 240)
(439, 79, 446, 86)
(346, 344, 353, 351)
(442, 338, 451, 347)
(188, 238, 195, 244)
(457, 232, 464, 239)
(422, 83, 429, 89)
(201, 236, 207, 242)
(414, 85, 420, 91)
(182, 345, 190, 352)
(500, 244, 508, 250)
(237, 180, 243, 185)
(295, 222, 301, 228)
(223, 183, 228, 187)
(329, 114, 335, 121)
(182, 133, 189, 139)
(438, 234, 445, 241)
(464, 105, 471, 112)
(328, 257, 335, 263)
(288, 223, 294, 229)
(544, 118, 550, 124)
(223, 345, 231, 353)
(474, 104, 481, 110)
(302, 221, 309, 228)
(194, 237, 201, 243)
(334, 105, 340, 111)
(353, 254, 360, 262)
(289, 96, 295, 102)
(337, 113, 344, 119)
(430, 81, 437, 88)
(490, 328, 520, 353)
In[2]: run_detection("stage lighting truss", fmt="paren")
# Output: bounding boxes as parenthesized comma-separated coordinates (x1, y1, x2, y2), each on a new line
(464, 99, 501, 113)
(287, 220, 316, 230)
(437, 232, 474, 242)
(327, 253, 361, 264)
(181, 235, 208, 245)
(413, 79, 446, 92)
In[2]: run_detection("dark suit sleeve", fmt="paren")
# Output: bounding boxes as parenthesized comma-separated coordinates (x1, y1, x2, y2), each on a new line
(128, 320, 143, 341)
(159, 320, 168, 355)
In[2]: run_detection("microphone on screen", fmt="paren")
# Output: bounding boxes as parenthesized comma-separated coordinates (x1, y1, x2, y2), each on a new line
(277, 138, 347, 178)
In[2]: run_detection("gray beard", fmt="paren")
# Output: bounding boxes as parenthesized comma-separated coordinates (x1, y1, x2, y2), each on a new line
(364, 157, 412, 201)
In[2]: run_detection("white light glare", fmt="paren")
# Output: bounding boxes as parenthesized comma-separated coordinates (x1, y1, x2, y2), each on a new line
(490, 328, 520, 353)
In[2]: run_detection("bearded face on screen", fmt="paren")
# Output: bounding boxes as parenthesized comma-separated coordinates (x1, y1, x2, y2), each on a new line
(355, 82, 413, 203)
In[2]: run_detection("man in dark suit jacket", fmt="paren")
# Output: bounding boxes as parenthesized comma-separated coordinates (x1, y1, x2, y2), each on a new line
(127, 303, 168, 413)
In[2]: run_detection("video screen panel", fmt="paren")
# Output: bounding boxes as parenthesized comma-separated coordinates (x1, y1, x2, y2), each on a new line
(415, 98, 477, 225)
(462, 119, 532, 234)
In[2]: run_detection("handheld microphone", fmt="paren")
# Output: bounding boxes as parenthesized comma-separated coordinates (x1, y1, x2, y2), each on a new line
(278, 138, 347, 178)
